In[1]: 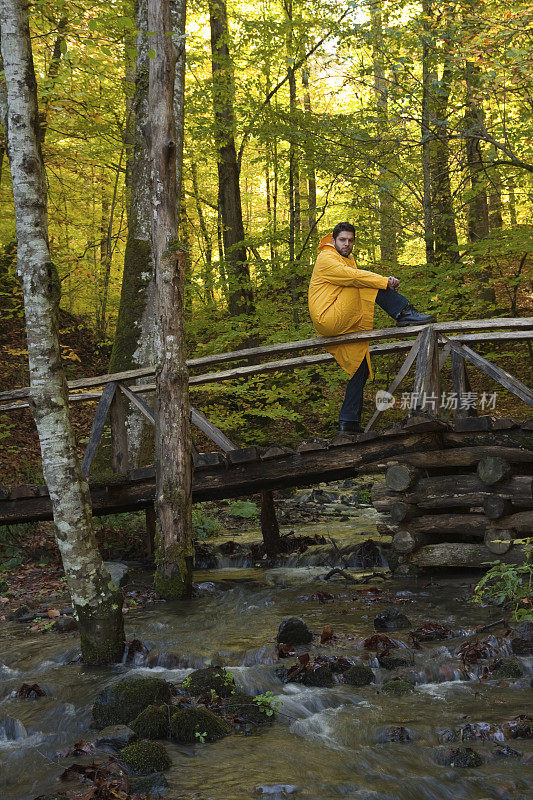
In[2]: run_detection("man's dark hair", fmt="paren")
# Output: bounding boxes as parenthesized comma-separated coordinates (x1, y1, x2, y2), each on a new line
(332, 221, 355, 239)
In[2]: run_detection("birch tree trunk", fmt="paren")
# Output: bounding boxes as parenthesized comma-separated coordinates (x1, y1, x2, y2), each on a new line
(147, 0, 193, 599)
(0, 0, 124, 665)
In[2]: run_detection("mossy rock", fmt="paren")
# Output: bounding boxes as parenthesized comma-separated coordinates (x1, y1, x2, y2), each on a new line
(182, 666, 236, 698)
(491, 659, 523, 680)
(381, 678, 415, 696)
(223, 692, 273, 725)
(92, 677, 173, 727)
(120, 739, 172, 775)
(169, 706, 231, 744)
(378, 654, 410, 670)
(344, 664, 375, 687)
(435, 746, 483, 768)
(130, 705, 170, 740)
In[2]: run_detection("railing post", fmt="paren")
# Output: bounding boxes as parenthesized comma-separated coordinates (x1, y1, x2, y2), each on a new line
(110, 383, 129, 475)
(412, 326, 440, 415)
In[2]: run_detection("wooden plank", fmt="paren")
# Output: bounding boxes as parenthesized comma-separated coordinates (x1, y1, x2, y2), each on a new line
(190, 407, 237, 452)
(442, 335, 533, 408)
(1, 318, 532, 404)
(365, 331, 423, 432)
(412, 327, 440, 413)
(119, 383, 155, 424)
(81, 381, 117, 477)
(451, 349, 477, 419)
(110, 387, 129, 475)
(438, 341, 451, 370)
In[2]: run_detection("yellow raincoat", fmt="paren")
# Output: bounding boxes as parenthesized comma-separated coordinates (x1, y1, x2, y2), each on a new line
(308, 233, 389, 379)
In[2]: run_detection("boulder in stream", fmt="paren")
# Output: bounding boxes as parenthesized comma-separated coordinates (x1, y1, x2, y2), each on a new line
(378, 654, 410, 670)
(277, 617, 313, 645)
(381, 678, 415, 696)
(89, 724, 136, 750)
(344, 664, 374, 686)
(223, 691, 274, 725)
(92, 677, 173, 727)
(130, 771, 169, 798)
(182, 665, 236, 698)
(378, 726, 412, 743)
(434, 746, 484, 768)
(491, 659, 523, 680)
(492, 746, 522, 760)
(130, 705, 170, 739)
(54, 615, 77, 633)
(511, 621, 533, 656)
(374, 608, 412, 631)
(169, 706, 231, 743)
(120, 739, 172, 774)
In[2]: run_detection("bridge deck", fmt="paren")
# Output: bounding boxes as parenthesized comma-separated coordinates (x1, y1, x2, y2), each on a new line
(1, 416, 531, 526)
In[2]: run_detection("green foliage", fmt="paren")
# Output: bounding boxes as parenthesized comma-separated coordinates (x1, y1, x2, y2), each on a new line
(225, 500, 258, 519)
(192, 506, 222, 540)
(471, 539, 533, 621)
(252, 691, 280, 717)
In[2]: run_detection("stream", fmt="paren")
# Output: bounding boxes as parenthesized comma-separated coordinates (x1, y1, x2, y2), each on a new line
(0, 507, 532, 800)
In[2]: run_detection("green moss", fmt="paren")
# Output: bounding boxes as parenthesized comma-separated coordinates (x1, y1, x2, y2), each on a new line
(154, 536, 193, 600)
(120, 739, 171, 774)
(169, 707, 231, 744)
(130, 704, 170, 739)
(344, 664, 375, 686)
(381, 678, 415, 695)
(92, 677, 173, 727)
(223, 691, 272, 725)
(183, 666, 236, 698)
(491, 659, 523, 680)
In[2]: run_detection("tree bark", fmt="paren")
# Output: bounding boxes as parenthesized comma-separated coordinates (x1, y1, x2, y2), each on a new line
(0, 0, 124, 664)
(109, 0, 156, 469)
(301, 68, 317, 252)
(370, 0, 398, 267)
(147, 0, 193, 599)
(208, 0, 254, 316)
(421, 0, 434, 267)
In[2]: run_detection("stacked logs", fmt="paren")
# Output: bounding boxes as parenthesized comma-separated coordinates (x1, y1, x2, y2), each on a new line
(372, 448, 533, 568)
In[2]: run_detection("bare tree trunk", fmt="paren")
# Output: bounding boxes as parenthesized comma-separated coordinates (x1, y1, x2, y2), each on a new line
(421, 1, 434, 267)
(301, 67, 317, 251)
(0, 0, 124, 665)
(147, 0, 193, 599)
(191, 160, 215, 302)
(109, 0, 156, 469)
(430, 60, 460, 268)
(208, 0, 254, 316)
(370, 0, 397, 267)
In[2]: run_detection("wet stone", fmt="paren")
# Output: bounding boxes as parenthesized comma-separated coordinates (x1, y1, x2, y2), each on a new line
(92, 677, 173, 727)
(378, 654, 410, 670)
(54, 616, 77, 633)
(491, 659, 523, 680)
(492, 746, 522, 760)
(104, 561, 129, 588)
(89, 724, 136, 750)
(277, 617, 313, 645)
(378, 726, 412, 743)
(182, 666, 236, 698)
(130, 771, 169, 798)
(511, 621, 533, 656)
(223, 692, 273, 725)
(120, 739, 172, 774)
(435, 746, 484, 768)
(344, 664, 374, 686)
(255, 786, 299, 798)
(381, 678, 415, 696)
(374, 608, 412, 631)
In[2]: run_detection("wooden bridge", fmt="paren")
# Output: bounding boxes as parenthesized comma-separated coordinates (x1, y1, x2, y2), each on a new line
(1, 317, 532, 568)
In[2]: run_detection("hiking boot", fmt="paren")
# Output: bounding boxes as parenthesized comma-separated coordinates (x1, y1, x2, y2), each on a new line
(396, 303, 437, 327)
(339, 421, 363, 434)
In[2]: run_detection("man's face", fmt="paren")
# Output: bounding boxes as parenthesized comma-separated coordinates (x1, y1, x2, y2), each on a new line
(333, 231, 355, 258)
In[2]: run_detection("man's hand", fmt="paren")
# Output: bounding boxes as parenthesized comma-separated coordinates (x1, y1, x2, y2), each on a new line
(387, 276, 400, 291)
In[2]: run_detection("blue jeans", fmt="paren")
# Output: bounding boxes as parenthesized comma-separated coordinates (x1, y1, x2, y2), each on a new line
(338, 288, 408, 424)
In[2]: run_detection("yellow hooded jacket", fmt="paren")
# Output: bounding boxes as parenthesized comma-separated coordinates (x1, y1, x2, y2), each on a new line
(308, 233, 389, 379)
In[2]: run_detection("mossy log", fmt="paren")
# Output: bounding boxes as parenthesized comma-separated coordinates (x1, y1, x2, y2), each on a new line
(407, 542, 526, 568)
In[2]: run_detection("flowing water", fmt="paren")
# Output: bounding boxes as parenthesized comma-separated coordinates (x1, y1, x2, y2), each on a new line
(0, 514, 532, 800)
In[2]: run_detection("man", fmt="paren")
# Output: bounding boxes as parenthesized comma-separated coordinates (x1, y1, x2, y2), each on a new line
(308, 222, 436, 434)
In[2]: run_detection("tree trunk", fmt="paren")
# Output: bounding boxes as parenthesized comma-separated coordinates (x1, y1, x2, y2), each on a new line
(301, 68, 317, 252)
(208, 0, 254, 316)
(191, 160, 215, 302)
(0, 0, 124, 665)
(147, 0, 193, 599)
(421, 0, 434, 267)
(109, 0, 156, 469)
(430, 60, 460, 268)
(370, 0, 397, 267)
